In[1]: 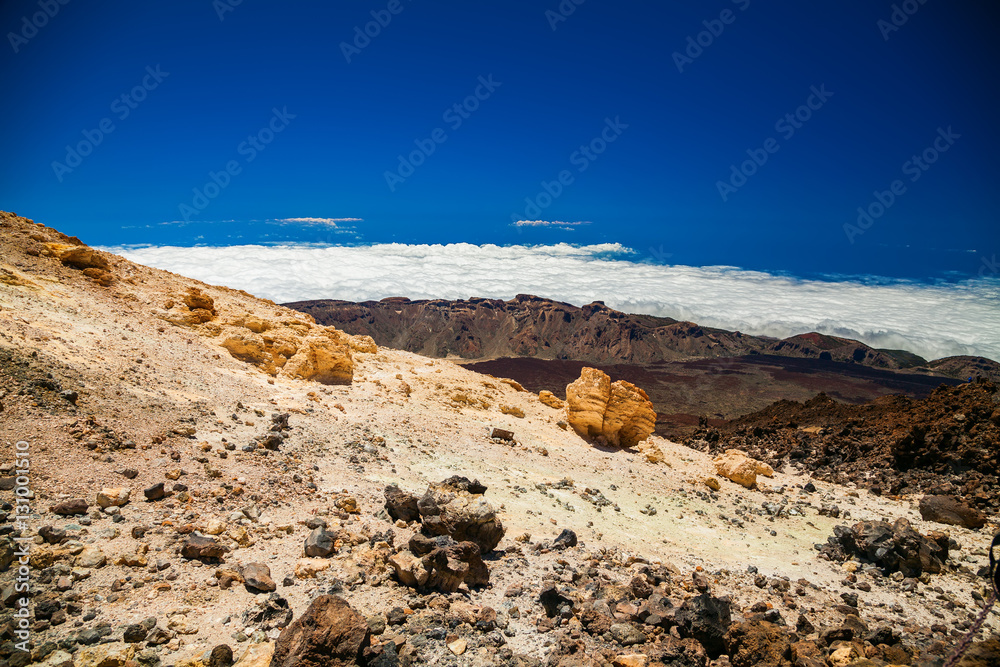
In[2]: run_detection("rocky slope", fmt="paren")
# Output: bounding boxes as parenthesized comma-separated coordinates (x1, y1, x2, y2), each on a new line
(0, 211, 997, 667)
(285, 296, 1000, 382)
(686, 381, 1000, 517)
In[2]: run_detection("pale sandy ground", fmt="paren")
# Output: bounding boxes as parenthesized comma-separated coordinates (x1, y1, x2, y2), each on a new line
(0, 223, 996, 665)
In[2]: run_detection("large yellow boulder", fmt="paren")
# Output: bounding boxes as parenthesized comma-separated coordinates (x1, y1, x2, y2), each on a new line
(565, 367, 611, 439)
(261, 331, 300, 368)
(602, 381, 657, 447)
(565, 367, 656, 447)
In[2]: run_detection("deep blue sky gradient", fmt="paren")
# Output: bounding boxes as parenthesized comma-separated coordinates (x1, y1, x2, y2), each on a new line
(1, 1, 998, 281)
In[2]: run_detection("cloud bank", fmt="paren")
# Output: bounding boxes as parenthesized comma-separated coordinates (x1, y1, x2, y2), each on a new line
(106, 243, 1000, 362)
(274, 217, 363, 227)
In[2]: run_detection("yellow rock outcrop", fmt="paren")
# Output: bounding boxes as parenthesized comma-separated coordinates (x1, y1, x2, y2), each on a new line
(42, 242, 110, 270)
(280, 333, 354, 385)
(538, 390, 565, 409)
(637, 440, 666, 464)
(348, 334, 378, 353)
(219, 327, 269, 364)
(183, 287, 216, 314)
(214, 320, 355, 384)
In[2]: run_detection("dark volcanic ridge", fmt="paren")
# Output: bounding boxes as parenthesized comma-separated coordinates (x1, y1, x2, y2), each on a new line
(287, 295, 993, 441)
(286, 295, 999, 381)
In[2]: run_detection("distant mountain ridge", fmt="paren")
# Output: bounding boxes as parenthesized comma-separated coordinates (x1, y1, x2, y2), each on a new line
(285, 295, 1000, 381)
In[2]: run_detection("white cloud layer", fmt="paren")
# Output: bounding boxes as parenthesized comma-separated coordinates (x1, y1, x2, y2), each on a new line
(106, 243, 1000, 363)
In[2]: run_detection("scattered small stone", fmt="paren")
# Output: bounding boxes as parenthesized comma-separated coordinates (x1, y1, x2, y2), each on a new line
(181, 535, 228, 561)
(491, 428, 515, 442)
(303, 527, 336, 558)
(50, 499, 88, 515)
(552, 529, 577, 549)
(242, 562, 277, 593)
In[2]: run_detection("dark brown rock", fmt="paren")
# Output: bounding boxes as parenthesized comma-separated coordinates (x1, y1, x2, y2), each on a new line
(825, 518, 947, 577)
(795, 614, 815, 635)
(241, 562, 276, 593)
(422, 539, 489, 591)
(144, 482, 165, 501)
(181, 535, 227, 560)
(271, 594, 370, 667)
(954, 636, 1000, 667)
(675, 593, 732, 659)
(552, 529, 578, 549)
(123, 623, 148, 643)
(491, 428, 515, 441)
(407, 532, 446, 556)
(50, 499, 88, 515)
(384, 485, 420, 523)
(579, 606, 613, 635)
(390, 535, 489, 592)
(0, 538, 13, 572)
(436, 475, 487, 494)
(873, 643, 913, 665)
(820, 625, 854, 646)
(303, 527, 336, 557)
(208, 644, 234, 667)
(646, 635, 709, 667)
(417, 482, 504, 553)
(261, 433, 283, 451)
(629, 575, 653, 600)
(38, 526, 66, 544)
(919, 494, 987, 529)
(790, 640, 824, 667)
(539, 584, 575, 618)
(724, 620, 793, 667)
(636, 594, 675, 627)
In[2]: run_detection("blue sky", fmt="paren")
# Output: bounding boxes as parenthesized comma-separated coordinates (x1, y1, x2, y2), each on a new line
(1, 1, 998, 281)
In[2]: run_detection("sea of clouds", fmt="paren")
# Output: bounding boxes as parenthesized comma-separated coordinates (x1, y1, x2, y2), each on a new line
(106, 243, 1000, 363)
